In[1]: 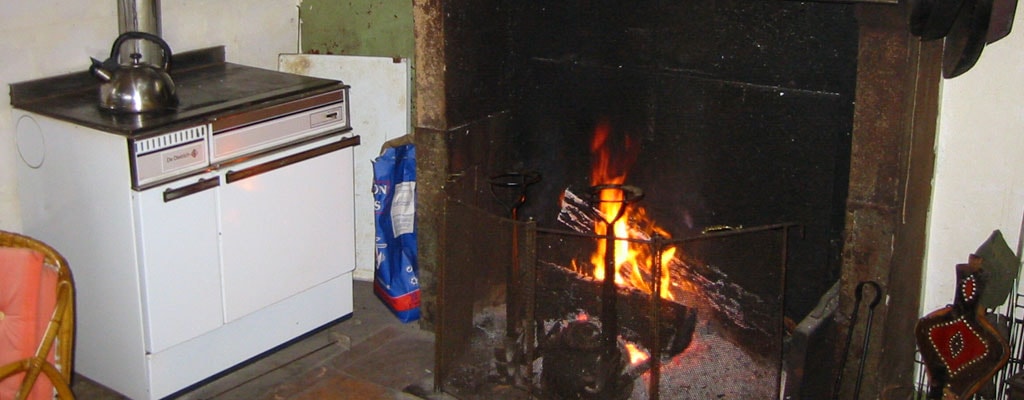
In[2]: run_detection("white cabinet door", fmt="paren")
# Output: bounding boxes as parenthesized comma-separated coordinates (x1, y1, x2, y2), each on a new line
(134, 174, 224, 353)
(219, 135, 357, 322)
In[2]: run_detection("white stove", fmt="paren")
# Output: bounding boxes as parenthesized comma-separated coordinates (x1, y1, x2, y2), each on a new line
(11, 47, 359, 399)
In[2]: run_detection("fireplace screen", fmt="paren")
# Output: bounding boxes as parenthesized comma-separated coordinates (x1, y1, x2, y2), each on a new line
(439, 197, 797, 399)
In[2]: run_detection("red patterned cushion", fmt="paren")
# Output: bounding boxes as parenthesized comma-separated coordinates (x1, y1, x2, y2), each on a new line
(0, 247, 56, 400)
(926, 315, 993, 376)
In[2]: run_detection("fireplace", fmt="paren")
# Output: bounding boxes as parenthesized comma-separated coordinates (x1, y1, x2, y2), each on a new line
(412, 1, 941, 399)
(441, 193, 802, 398)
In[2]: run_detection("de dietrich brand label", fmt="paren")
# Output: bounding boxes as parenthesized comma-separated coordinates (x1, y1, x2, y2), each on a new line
(160, 142, 206, 173)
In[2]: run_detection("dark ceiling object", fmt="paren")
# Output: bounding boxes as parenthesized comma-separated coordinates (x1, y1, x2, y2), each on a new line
(909, 0, 1018, 78)
(910, 0, 968, 40)
(943, 0, 996, 78)
(987, 0, 1019, 42)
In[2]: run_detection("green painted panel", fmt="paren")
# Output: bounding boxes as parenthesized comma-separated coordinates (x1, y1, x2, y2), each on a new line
(299, 0, 415, 59)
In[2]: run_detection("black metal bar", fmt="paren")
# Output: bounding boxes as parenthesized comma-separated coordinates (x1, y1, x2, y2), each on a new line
(523, 220, 538, 398)
(603, 224, 619, 350)
(853, 282, 882, 400)
(487, 171, 540, 343)
(509, 207, 520, 339)
(833, 280, 882, 400)
(779, 224, 792, 398)
(536, 222, 802, 245)
(487, 172, 542, 390)
(649, 235, 664, 400)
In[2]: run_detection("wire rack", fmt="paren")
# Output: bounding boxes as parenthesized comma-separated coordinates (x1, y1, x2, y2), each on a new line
(914, 291, 1024, 399)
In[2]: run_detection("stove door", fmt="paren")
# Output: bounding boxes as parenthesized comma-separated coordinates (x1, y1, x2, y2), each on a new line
(218, 133, 358, 322)
(134, 173, 224, 353)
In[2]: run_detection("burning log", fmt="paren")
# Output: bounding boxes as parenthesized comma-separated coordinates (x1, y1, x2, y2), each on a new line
(541, 319, 634, 400)
(534, 261, 697, 359)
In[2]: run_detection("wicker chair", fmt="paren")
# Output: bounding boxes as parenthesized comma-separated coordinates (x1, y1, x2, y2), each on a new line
(0, 230, 75, 400)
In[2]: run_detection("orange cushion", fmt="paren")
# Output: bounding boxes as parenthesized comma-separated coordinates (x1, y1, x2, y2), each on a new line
(0, 247, 57, 400)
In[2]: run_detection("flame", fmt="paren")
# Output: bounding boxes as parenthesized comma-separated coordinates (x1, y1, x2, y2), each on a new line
(587, 119, 675, 300)
(625, 342, 649, 365)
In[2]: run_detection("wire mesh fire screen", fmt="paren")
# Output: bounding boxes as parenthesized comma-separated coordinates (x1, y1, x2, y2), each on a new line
(438, 197, 801, 399)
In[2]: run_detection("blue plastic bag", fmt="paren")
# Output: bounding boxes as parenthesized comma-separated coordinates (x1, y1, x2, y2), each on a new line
(372, 143, 419, 322)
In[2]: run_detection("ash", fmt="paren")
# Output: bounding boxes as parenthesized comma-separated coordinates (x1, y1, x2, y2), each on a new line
(444, 304, 778, 399)
(629, 319, 778, 399)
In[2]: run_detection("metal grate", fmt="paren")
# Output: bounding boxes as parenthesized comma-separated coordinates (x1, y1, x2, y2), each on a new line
(915, 291, 1024, 399)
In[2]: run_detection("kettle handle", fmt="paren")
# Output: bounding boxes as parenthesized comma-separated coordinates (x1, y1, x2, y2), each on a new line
(109, 31, 173, 70)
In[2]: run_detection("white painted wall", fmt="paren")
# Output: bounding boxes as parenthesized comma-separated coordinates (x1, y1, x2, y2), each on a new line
(922, 5, 1024, 313)
(0, 0, 299, 231)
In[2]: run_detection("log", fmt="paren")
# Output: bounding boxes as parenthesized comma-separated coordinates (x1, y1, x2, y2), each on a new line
(533, 261, 697, 358)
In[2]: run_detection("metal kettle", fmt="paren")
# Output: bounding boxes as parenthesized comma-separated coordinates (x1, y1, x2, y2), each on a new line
(89, 31, 178, 113)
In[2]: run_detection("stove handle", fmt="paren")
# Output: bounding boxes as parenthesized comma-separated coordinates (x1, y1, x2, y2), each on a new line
(225, 135, 361, 184)
(163, 176, 221, 203)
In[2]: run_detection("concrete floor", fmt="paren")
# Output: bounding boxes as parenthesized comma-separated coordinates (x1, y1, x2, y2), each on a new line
(71, 280, 449, 400)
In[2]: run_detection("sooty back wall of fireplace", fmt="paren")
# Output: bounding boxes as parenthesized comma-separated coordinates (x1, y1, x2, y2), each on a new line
(499, 0, 859, 320)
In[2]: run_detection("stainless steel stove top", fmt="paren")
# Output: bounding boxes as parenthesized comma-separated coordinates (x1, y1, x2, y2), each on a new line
(10, 46, 347, 139)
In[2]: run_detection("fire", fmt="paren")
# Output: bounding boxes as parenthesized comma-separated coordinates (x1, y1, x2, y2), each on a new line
(624, 342, 649, 365)
(587, 119, 676, 300)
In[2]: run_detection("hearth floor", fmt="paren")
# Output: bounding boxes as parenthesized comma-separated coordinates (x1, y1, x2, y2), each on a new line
(71, 280, 452, 400)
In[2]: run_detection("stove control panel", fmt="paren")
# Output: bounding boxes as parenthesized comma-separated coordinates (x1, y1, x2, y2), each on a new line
(209, 101, 350, 164)
(132, 124, 211, 189)
(129, 87, 349, 191)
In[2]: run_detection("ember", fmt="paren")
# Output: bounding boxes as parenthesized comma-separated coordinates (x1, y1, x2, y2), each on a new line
(541, 319, 633, 400)
(625, 343, 649, 365)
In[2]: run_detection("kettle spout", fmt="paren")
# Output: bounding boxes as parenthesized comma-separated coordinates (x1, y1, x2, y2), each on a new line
(89, 57, 115, 82)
